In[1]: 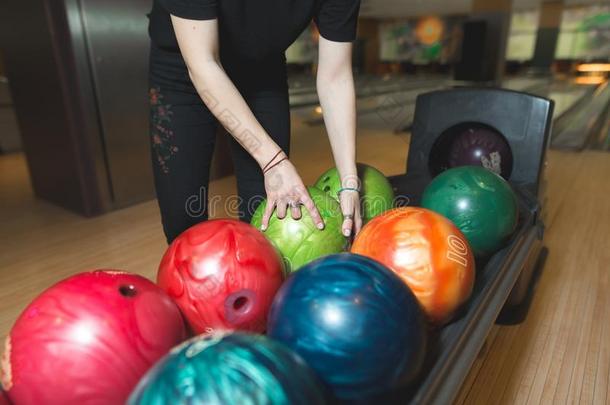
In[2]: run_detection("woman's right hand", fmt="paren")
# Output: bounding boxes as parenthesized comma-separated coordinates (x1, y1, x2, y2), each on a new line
(260, 157, 324, 231)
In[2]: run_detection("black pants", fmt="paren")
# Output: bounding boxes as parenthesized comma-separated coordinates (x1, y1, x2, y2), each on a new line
(149, 45, 290, 243)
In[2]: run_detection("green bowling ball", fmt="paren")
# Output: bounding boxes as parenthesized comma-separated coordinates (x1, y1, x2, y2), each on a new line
(314, 163, 395, 222)
(251, 186, 345, 273)
(421, 166, 518, 257)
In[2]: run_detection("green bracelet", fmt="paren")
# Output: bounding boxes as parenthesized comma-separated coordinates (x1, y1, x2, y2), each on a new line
(337, 187, 360, 198)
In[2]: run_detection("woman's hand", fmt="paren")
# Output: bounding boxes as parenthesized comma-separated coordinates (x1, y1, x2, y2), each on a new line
(260, 157, 324, 231)
(338, 188, 362, 238)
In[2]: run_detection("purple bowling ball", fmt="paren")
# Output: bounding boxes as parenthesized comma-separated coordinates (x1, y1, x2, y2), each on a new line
(447, 126, 513, 179)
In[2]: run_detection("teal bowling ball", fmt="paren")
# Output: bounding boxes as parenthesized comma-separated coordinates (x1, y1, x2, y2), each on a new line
(267, 253, 426, 401)
(128, 333, 327, 405)
(421, 166, 518, 257)
(251, 186, 345, 273)
(314, 163, 395, 222)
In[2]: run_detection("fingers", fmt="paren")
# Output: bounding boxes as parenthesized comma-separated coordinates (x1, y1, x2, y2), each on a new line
(339, 191, 362, 238)
(341, 209, 363, 237)
(276, 199, 288, 220)
(301, 192, 324, 230)
(342, 216, 354, 237)
(260, 200, 276, 231)
(354, 209, 363, 235)
(290, 201, 302, 220)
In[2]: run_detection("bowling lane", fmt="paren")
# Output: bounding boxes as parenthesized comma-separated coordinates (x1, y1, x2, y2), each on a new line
(500, 78, 607, 150)
(292, 75, 557, 135)
(352, 75, 554, 131)
(591, 110, 610, 151)
(501, 76, 553, 94)
(550, 80, 610, 150)
(350, 78, 450, 130)
(309, 80, 449, 130)
(317, 75, 554, 132)
(290, 74, 451, 131)
(547, 85, 592, 118)
(358, 76, 586, 133)
(525, 78, 596, 119)
(289, 74, 435, 107)
(288, 73, 415, 98)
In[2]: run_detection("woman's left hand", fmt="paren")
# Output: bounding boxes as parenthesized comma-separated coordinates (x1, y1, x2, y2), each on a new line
(339, 189, 362, 238)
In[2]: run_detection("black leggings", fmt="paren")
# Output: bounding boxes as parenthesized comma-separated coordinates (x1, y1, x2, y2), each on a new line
(149, 45, 290, 243)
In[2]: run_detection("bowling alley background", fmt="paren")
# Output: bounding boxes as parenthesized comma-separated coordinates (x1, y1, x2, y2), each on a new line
(1, 0, 610, 404)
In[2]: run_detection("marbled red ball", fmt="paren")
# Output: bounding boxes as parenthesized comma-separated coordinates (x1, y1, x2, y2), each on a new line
(1, 271, 186, 405)
(157, 219, 285, 334)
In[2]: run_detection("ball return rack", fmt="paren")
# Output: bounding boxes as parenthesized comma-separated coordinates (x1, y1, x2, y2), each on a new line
(385, 88, 554, 404)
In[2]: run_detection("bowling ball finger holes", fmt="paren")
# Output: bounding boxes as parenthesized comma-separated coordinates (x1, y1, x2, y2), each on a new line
(428, 122, 514, 179)
(319, 176, 332, 192)
(225, 290, 256, 322)
(119, 284, 137, 297)
(233, 296, 248, 311)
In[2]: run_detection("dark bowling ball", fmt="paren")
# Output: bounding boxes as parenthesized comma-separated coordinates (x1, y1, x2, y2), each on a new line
(421, 166, 519, 257)
(128, 333, 327, 405)
(448, 125, 513, 179)
(267, 253, 426, 402)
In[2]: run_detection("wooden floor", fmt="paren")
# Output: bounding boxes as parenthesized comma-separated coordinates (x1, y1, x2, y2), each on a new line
(1, 115, 609, 404)
(456, 148, 610, 405)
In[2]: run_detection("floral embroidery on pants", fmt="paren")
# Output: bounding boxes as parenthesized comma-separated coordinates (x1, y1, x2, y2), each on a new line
(150, 87, 178, 174)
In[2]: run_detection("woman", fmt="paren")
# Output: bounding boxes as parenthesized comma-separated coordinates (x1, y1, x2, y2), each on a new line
(148, 0, 362, 243)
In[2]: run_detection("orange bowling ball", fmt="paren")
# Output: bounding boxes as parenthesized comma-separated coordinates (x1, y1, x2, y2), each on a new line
(351, 207, 475, 324)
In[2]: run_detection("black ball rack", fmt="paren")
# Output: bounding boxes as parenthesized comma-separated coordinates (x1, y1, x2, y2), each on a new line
(384, 87, 554, 404)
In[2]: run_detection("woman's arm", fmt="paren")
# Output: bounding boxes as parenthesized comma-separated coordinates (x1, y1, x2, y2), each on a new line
(171, 16, 323, 229)
(316, 36, 362, 236)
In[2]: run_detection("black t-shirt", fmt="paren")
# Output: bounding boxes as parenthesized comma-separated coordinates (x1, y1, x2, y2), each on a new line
(148, 0, 360, 61)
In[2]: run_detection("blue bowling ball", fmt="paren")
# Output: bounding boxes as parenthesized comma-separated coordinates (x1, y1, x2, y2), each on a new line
(128, 333, 327, 405)
(267, 253, 426, 401)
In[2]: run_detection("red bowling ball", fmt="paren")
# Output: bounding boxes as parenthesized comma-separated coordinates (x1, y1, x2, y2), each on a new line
(0, 390, 9, 405)
(157, 219, 285, 335)
(0, 271, 186, 405)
